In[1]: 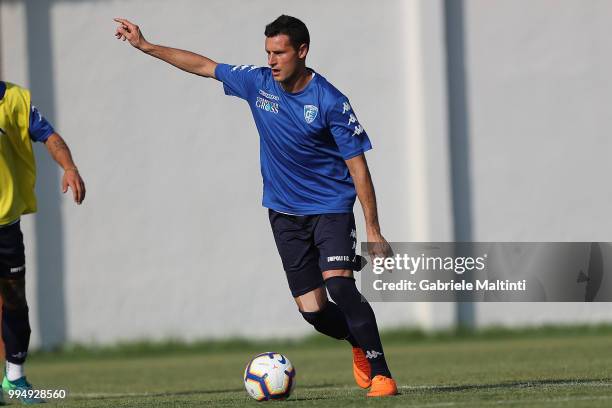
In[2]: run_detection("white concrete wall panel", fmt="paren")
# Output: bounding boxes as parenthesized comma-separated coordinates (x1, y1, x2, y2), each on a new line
(2, 0, 425, 346)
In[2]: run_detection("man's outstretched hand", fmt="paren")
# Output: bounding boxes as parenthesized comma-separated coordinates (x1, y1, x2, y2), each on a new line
(114, 18, 148, 50)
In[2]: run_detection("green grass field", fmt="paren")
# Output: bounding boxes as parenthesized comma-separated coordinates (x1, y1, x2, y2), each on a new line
(14, 326, 612, 407)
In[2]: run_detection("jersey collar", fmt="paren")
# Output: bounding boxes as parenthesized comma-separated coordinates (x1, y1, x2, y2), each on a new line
(276, 69, 316, 96)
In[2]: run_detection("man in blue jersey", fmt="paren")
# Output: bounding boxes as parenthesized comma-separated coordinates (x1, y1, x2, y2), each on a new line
(115, 15, 397, 396)
(0, 81, 85, 404)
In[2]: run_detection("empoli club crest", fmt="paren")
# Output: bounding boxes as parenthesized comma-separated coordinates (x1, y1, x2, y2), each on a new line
(303, 105, 318, 124)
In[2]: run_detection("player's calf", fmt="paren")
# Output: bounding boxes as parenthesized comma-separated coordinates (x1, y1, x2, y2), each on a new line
(0, 277, 34, 404)
(297, 288, 358, 345)
(325, 276, 393, 380)
(300, 302, 358, 345)
(0, 278, 31, 366)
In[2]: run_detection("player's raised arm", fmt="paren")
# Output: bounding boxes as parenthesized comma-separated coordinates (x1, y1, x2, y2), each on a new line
(114, 18, 218, 78)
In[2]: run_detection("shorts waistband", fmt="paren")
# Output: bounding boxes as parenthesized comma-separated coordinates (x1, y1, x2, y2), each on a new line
(0, 218, 20, 228)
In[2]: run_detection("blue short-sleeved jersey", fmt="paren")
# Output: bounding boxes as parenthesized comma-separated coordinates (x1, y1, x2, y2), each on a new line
(215, 64, 372, 215)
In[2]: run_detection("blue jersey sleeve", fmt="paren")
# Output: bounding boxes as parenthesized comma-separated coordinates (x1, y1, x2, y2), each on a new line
(327, 98, 372, 160)
(29, 104, 54, 143)
(215, 63, 261, 100)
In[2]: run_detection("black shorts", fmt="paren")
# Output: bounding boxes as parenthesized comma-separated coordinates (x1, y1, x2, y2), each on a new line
(0, 221, 26, 278)
(269, 209, 359, 297)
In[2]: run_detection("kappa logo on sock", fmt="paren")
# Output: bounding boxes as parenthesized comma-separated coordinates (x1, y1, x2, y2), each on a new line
(365, 350, 383, 359)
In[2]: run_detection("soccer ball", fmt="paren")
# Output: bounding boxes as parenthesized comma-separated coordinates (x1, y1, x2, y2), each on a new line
(243, 352, 296, 401)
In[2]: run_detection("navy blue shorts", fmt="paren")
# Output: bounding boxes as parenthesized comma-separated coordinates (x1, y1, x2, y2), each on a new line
(269, 209, 359, 297)
(0, 222, 26, 278)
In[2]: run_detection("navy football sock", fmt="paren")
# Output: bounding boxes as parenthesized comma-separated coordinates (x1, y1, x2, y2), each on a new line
(2, 305, 31, 365)
(325, 276, 392, 378)
(301, 302, 359, 347)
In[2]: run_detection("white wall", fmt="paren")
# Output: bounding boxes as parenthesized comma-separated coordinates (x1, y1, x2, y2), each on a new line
(1, 0, 611, 348)
(462, 0, 612, 325)
(2, 0, 443, 347)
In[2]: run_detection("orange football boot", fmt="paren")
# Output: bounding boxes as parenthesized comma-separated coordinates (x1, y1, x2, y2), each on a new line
(367, 375, 398, 397)
(352, 347, 371, 388)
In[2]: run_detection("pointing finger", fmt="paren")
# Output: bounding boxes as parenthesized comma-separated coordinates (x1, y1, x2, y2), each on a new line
(114, 18, 136, 33)
(114, 17, 132, 26)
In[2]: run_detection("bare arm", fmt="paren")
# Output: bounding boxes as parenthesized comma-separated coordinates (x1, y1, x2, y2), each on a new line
(44, 133, 86, 204)
(114, 18, 218, 78)
(346, 154, 392, 258)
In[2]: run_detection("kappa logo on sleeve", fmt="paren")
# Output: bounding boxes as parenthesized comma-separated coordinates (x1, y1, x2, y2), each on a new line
(352, 125, 364, 137)
(340, 101, 364, 136)
(342, 101, 351, 114)
(348, 114, 357, 126)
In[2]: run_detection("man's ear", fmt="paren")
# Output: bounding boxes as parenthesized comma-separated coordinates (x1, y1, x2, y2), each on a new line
(298, 43, 309, 59)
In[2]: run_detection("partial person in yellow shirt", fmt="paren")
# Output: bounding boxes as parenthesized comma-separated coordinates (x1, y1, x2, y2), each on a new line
(0, 81, 85, 404)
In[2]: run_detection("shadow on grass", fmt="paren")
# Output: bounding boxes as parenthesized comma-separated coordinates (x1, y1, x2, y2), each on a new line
(71, 388, 245, 401)
(72, 378, 611, 402)
(72, 383, 342, 401)
(405, 378, 612, 394)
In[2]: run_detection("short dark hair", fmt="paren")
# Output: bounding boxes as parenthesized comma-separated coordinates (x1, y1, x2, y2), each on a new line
(264, 15, 310, 51)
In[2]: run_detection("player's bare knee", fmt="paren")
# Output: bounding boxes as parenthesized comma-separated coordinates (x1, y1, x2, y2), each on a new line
(294, 287, 327, 313)
(322, 269, 353, 281)
(298, 292, 329, 329)
(0, 278, 28, 310)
